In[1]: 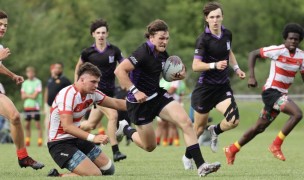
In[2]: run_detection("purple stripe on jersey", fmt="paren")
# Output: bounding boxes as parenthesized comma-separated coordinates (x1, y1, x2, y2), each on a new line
(194, 55, 203, 60)
(204, 26, 226, 39)
(92, 43, 110, 54)
(146, 40, 155, 51)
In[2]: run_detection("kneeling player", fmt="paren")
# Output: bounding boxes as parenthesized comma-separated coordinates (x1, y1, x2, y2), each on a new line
(47, 62, 126, 176)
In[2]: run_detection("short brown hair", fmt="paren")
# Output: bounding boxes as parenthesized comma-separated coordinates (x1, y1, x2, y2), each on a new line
(203, 2, 223, 17)
(144, 19, 169, 39)
(77, 62, 101, 79)
(0, 10, 8, 19)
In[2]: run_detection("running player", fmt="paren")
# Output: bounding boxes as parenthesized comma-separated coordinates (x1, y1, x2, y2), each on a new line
(114, 19, 220, 177)
(0, 10, 44, 169)
(21, 66, 43, 146)
(74, 19, 126, 162)
(47, 62, 127, 177)
(224, 23, 304, 164)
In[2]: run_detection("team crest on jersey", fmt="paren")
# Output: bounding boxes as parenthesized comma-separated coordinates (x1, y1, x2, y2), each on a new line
(226, 41, 231, 50)
(194, 49, 199, 54)
(129, 56, 138, 64)
(226, 91, 232, 96)
(109, 56, 115, 63)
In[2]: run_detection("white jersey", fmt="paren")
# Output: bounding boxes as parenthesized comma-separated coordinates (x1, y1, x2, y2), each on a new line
(48, 85, 106, 142)
(260, 44, 304, 93)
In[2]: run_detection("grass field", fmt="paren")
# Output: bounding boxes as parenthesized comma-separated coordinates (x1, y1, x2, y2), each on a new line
(1, 101, 304, 179)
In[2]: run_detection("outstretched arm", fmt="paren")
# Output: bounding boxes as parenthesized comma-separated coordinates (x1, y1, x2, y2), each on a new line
(0, 64, 24, 84)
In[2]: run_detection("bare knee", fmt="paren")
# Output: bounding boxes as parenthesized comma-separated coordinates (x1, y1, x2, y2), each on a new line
(9, 111, 21, 126)
(294, 111, 303, 121)
(143, 144, 156, 152)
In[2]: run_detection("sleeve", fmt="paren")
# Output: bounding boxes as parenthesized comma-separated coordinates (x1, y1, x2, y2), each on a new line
(94, 90, 106, 105)
(193, 35, 206, 61)
(57, 89, 74, 115)
(80, 48, 89, 62)
(128, 47, 145, 68)
(259, 45, 282, 60)
(114, 46, 124, 63)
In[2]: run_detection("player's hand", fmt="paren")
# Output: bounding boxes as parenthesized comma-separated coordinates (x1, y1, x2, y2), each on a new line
(0, 48, 11, 61)
(236, 69, 246, 79)
(12, 74, 24, 85)
(248, 77, 258, 88)
(134, 91, 148, 103)
(93, 134, 109, 145)
(171, 64, 186, 80)
(216, 60, 228, 70)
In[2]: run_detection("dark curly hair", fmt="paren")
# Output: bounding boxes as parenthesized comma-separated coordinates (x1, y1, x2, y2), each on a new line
(282, 23, 304, 41)
(144, 19, 168, 39)
(77, 62, 102, 79)
(90, 18, 108, 35)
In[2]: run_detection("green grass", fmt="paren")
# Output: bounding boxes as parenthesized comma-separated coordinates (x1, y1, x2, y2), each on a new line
(1, 100, 304, 179)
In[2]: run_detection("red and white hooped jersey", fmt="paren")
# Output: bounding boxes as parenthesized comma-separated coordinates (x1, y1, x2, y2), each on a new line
(48, 85, 106, 142)
(260, 44, 304, 93)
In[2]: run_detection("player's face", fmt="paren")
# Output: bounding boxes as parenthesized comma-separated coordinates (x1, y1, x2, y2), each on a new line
(150, 31, 169, 53)
(52, 64, 63, 76)
(26, 69, 35, 79)
(284, 32, 300, 52)
(0, 18, 8, 38)
(81, 74, 100, 94)
(205, 8, 223, 32)
(92, 27, 108, 45)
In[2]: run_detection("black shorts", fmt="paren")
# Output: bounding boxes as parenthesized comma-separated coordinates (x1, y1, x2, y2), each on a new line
(191, 83, 235, 113)
(24, 110, 40, 121)
(127, 90, 173, 125)
(262, 88, 284, 112)
(47, 138, 96, 169)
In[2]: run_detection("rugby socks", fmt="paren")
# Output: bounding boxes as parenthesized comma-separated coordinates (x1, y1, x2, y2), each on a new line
(98, 127, 105, 135)
(214, 123, 223, 135)
(25, 137, 30, 146)
(123, 126, 136, 140)
(273, 131, 285, 147)
(37, 138, 43, 147)
(174, 138, 180, 146)
(17, 147, 28, 160)
(230, 141, 241, 154)
(162, 138, 168, 146)
(112, 144, 119, 154)
(187, 143, 205, 168)
(156, 137, 161, 145)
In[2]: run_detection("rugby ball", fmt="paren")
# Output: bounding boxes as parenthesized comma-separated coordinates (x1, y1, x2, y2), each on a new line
(162, 55, 183, 82)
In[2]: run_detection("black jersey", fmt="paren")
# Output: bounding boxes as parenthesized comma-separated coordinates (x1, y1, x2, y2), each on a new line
(127, 40, 169, 102)
(194, 26, 232, 85)
(81, 43, 123, 96)
(46, 74, 71, 106)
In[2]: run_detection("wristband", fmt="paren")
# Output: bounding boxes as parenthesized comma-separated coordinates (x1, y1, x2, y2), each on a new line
(87, 134, 95, 142)
(209, 62, 216, 69)
(233, 64, 240, 72)
(128, 85, 135, 91)
(131, 88, 139, 94)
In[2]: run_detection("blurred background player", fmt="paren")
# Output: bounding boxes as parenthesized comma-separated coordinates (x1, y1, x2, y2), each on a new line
(155, 78, 186, 146)
(75, 18, 126, 162)
(21, 66, 43, 146)
(0, 82, 13, 144)
(44, 62, 71, 145)
(0, 10, 44, 169)
(224, 23, 304, 164)
(47, 62, 126, 177)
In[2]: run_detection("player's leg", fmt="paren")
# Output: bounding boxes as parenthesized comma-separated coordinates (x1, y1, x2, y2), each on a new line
(99, 106, 127, 162)
(24, 111, 31, 146)
(159, 101, 220, 176)
(0, 94, 44, 169)
(80, 106, 104, 131)
(34, 111, 43, 146)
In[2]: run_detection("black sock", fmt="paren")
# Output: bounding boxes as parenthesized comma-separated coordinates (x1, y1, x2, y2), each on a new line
(185, 149, 192, 159)
(123, 125, 136, 140)
(214, 123, 223, 135)
(187, 143, 205, 168)
(112, 144, 119, 154)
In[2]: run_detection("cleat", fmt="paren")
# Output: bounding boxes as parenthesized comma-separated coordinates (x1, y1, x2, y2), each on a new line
(268, 144, 286, 161)
(182, 155, 193, 170)
(116, 120, 128, 142)
(198, 162, 221, 177)
(208, 125, 219, 153)
(113, 151, 127, 162)
(224, 146, 236, 165)
(18, 156, 44, 170)
(47, 168, 60, 177)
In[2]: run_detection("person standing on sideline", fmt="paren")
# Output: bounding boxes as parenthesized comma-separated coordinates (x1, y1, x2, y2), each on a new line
(0, 10, 44, 169)
(47, 62, 127, 177)
(21, 66, 43, 146)
(74, 19, 126, 162)
(114, 19, 220, 177)
(182, 2, 246, 168)
(44, 62, 71, 145)
(224, 23, 304, 165)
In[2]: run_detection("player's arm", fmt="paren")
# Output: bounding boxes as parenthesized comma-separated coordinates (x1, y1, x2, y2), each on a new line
(0, 48, 11, 61)
(44, 87, 48, 104)
(229, 50, 246, 79)
(192, 58, 227, 72)
(99, 97, 127, 111)
(248, 49, 261, 88)
(74, 57, 84, 82)
(60, 113, 109, 144)
(0, 64, 24, 84)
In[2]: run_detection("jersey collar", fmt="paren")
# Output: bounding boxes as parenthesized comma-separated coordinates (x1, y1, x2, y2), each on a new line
(205, 25, 225, 39)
